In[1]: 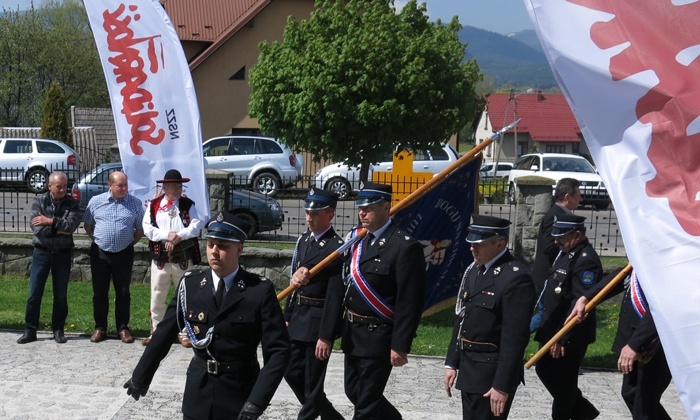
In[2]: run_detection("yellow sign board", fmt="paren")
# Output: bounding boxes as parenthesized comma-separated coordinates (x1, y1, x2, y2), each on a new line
(372, 150, 432, 203)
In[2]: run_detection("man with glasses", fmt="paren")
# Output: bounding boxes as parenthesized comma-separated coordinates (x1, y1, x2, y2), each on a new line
(142, 169, 203, 346)
(17, 171, 80, 344)
(341, 182, 425, 419)
(444, 215, 535, 419)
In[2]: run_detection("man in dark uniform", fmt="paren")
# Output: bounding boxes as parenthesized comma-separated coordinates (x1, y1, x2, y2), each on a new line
(124, 213, 291, 420)
(342, 182, 425, 419)
(444, 215, 535, 419)
(284, 188, 345, 420)
(532, 214, 602, 420)
(568, 268, 673, 419)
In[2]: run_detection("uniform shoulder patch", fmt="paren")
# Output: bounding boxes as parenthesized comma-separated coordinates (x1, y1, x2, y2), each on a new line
(581, 271, 596, 286)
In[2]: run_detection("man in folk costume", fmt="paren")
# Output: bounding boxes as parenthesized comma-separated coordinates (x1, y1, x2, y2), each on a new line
(284, 187, 345, 420)
(341, 182, 425, 419)
(444, 215, 535, 419)
(142, 169, 204, 346)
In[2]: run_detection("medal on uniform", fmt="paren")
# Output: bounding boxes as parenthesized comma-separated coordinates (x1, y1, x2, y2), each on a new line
(198, 312, 205, 321)
(554, 286, 562, 294)
(462, 291, 469, 300)
(193, 325, 200, 334)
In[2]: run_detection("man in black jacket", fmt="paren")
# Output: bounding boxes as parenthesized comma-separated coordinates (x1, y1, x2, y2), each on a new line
(284, 188, 345, 420)
(342, 182, 425, 419)
(124, 212, 291, 420)
(17, 171, 80, 344)
(444, 215, 535, 419)
(532, 214, 602, 420)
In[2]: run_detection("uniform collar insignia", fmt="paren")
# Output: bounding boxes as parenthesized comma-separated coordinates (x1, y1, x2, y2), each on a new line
(319, 239, 326, 247)
(199, 278, 207, 288)
(237, 279, 246, 290)
(379, 238, 386, 246)
(494, 267, 501, 276)
(513, 266, 519, 271)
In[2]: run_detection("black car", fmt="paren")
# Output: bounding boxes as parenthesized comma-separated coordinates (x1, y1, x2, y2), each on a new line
(70, 163, 283, 237)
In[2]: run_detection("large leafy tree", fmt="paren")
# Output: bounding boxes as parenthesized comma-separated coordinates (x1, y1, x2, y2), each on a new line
(249, 0, 482, 183)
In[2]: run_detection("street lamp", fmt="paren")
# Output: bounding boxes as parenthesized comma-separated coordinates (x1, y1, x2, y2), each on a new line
(510, 88, 532, 160)
(492, 88, 532, 179)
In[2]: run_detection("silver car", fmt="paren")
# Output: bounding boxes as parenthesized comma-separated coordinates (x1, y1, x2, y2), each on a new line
(202, 135, 303, 197)
(312, 143, 459, 199)
(0, 138, 81, 193)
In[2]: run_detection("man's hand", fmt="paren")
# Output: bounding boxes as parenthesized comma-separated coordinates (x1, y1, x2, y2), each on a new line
(237, 401, 263, 420)
(167, 231, 181, 244)
(291, 267, 311, 287)
(618, 345, 639, 374)
(444, 368, 457, 397)
(31, 214, 53, 227)
(564, 296, 589, 324)
(484, 387, 509, 417)
(390, 349, 408, 367)
(550, 342, 565, 358)
(315, 338, 332, 361)
(123, 378, 148, 401)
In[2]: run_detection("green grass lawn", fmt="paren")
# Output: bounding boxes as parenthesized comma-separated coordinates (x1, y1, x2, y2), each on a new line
(0, 275, 622, 369)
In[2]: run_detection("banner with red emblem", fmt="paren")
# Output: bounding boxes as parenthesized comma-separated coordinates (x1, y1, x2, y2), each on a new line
(524, 0, 700, 416)
(84, 0, 209, 216)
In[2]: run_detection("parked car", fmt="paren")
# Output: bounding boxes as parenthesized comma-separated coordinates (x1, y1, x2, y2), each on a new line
(0, 138, 81, 193)
(202, 135, 303, 197)
(70, 163, 283, 237)
(507, 153, 610, 209)
(312, 143, 460, 199)
(479, 162, 513, 178)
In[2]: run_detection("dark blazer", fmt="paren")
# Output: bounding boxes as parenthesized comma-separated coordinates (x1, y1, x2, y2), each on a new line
(532, 204, 568, 293)
(131, 267, 290, 419)
(534, 239, 602, 347)
(341, 222, 425, 358)
(284, 227, 345, 342)
(445, 251, 535, 394)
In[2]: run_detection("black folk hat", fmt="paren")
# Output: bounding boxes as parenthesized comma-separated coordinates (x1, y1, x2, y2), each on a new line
(355, 181, 392, 206)
(205, 212, 251, 243)
(551, 214, 586, 237)
(466, 215, 511, 243)
(304, 187, 339, 210)
(157, 169, 190, 183)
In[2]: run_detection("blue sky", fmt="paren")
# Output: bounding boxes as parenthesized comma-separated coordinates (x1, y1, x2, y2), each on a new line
(1, 0, 534, 35)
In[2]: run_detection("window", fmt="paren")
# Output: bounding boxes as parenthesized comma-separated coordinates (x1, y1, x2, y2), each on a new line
(231, 138, 255, 155)
(4, 140, 32, 154)
(202, 138, 229, 157)
(230, 66, 245, 80)
(259, 139, 283, 154)
(430, 148, 449, 161)
(37, 141, 65, 154)
(545, 145, 565, 153)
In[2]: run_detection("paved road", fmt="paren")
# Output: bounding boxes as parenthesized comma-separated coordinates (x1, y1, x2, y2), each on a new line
(0, 330, 686, 419)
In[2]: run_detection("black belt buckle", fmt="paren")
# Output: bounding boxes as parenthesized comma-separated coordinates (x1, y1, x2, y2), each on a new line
(207, 360, 219, 375)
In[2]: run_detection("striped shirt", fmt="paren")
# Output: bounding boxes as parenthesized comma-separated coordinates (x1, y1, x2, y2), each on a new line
(83, 192, 145, 252)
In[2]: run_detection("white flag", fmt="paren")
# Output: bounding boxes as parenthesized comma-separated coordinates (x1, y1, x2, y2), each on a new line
(84, 0, 209, 216)
(524, 0, 700, 416)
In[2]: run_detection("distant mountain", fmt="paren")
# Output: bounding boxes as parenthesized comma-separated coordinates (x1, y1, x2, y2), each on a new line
(459, 26, 557, 89)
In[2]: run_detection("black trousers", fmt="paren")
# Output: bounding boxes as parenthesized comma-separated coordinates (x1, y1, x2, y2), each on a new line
(344, 354, 401, 420)
(90, 243, 134, 331)
(535, 344, 598, 420)
(460, 388, 516, 420)
(285, 339, 338, 420)
(621, 347, 672, 420)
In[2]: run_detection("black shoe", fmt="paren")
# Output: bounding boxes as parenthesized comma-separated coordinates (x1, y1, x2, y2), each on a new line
(53, 330, 67, 344)
(17, 330, 37, 344)
(320, 399, 345, 420)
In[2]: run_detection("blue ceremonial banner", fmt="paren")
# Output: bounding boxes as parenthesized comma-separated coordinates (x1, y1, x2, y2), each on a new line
(392, 157, 481, 316)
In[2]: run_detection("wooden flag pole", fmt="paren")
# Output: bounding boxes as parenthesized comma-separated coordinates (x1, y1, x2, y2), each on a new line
(524, 263, 633, 369)
(276, 120, 521, 302)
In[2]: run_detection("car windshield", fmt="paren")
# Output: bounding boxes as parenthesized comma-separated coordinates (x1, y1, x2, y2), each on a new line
(542, 157, 595, 173)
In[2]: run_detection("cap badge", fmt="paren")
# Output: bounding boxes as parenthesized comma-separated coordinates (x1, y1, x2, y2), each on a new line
(309, 188, 315, 195)
(216, 213, 224, 222)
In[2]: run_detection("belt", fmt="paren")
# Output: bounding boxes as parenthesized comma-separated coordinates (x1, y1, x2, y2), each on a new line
(459, 337, 499, 352)
(296, 294, 325, 307)
(345, 310, 387, 326)
(34, 245, 71, 253)
(193, 354, 256, 375)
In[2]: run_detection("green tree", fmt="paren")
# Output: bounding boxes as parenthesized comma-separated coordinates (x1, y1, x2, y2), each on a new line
(40, 81, 71, 146)
(249, 0, 482, 183)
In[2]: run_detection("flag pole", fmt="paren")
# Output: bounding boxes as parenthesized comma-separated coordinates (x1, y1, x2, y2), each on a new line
(524, 263, 633, 369)
(276, 120, 521, 302)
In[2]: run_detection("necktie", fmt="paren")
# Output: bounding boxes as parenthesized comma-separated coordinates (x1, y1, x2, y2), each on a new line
(215, 278, 225, 307)
(365, 232, 375, 247)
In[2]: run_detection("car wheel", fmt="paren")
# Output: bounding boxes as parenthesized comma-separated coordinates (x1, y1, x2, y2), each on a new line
(26, 169, 50, 193)
(507, 183, 516, 204)
(252, 172, 280, 197)
(231, 211, 258, 238)
(325, 177, 351, 199)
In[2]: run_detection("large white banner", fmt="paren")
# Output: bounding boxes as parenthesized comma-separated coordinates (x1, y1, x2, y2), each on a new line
(524, 0, 700, 416)
(84, 0, 209, 217)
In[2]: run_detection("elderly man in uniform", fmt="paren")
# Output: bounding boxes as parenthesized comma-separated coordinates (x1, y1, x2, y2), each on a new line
(341, 182, 425, 419)
(124, 213, 291, 420)
(532, 214, 602, 420)
(142, 169, 204, 347)
(444, 215, 535, 419)
(284, 187, 345, 420)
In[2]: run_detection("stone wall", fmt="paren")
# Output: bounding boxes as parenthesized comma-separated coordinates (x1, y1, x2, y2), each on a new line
(0, 237, 295, 290)
(512, 176, 555, 264)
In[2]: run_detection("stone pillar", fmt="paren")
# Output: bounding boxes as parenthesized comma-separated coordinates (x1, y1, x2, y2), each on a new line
(512, 176, 555, 264)
(205, 169, 230, 219)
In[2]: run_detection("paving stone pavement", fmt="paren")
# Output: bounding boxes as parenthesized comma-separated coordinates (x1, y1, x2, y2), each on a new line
(0, 330, 687, 419)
